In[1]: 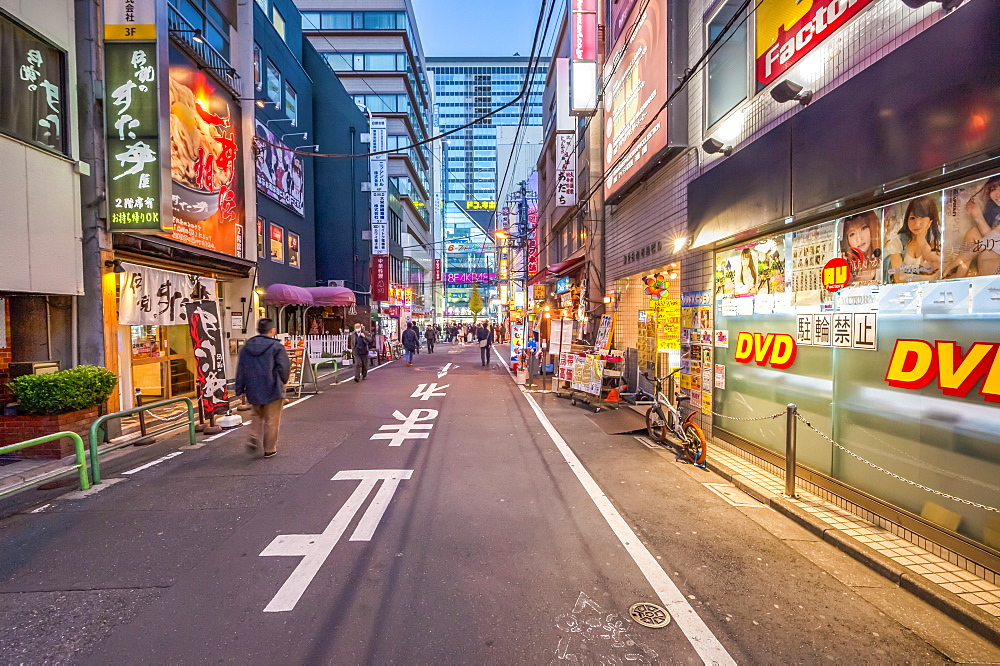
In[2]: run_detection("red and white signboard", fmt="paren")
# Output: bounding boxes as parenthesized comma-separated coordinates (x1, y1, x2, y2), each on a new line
(371, 255, 390, 301)
(527, 210, 539, 274)
(433, 258, 442, 282)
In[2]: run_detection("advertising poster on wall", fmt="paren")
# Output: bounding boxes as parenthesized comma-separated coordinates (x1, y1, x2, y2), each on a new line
(943, 176, 1000, 279)
(790, 220, 837, 297)
(883, 193, 944, 284)
(715, 238, 786, 298)
(167, 48, 243, 255)
(837, 210, 883, 287)
(255, 120, 305, 215)
(603, 0, 669, 199)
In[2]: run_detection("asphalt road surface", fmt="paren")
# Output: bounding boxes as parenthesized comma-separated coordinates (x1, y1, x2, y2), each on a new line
(1, 341, 995, 664)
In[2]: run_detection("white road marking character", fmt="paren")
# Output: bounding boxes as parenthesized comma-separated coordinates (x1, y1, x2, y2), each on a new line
(410, 383, 450, 400)
(369, 409, 438, 447)
(261, 469, 413, 612)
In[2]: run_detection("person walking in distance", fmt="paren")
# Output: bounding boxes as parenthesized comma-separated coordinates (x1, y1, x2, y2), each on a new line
(402, 322, 419, 366)
(477, 321, 494, 367)
(235, 318, 290, 459)
(424, 324, 437, 353)
(348, 322, 373, 382)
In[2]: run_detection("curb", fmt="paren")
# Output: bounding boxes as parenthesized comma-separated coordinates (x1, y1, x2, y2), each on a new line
(705, 454, 1000, 645)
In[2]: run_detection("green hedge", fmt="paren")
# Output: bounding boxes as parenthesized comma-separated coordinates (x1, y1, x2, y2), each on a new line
(8, 366, 118, 415)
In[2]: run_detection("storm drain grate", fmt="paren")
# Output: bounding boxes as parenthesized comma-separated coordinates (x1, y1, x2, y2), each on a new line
(628, 602, 670, 628)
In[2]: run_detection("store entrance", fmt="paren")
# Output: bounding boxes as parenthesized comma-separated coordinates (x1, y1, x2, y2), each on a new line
(128, 325, 197, 401)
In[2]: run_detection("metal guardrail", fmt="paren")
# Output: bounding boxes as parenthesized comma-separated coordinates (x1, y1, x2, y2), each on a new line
(88, 397, 196, 484)
(0, 432, 90, 500)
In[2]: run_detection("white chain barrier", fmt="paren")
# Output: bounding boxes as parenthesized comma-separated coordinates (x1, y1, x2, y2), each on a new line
(793, 412, 999, 514)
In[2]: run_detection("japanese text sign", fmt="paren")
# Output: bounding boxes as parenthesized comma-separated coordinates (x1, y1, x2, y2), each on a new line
(106, 43, 162, 231)
(2, 15, 67, 155)
(185, 300, 229, 415)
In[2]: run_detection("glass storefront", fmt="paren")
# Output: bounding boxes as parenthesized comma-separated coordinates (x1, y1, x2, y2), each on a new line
(710, 173, 1000, 551)
(613, 263, 681, 380)
(129, 325, 196, 400)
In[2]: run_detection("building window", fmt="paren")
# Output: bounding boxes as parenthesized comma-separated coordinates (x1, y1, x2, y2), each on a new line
(255, 0, 267, 11)
(269, 223, 284, 263)
(0, 13, 68, 155)
(257, 217, 266, 258)
(266, 60, 281, 104)
(271, 6, 286, 41)
(253, 44, 262, 91)
(177, 0, 231, 60)
(705, 0, 749, 129)
(288, 232, 300, 268)
(285, 83, 297, 124)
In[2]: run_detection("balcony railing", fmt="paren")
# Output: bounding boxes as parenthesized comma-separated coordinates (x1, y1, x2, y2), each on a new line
(167, 5, 243, 97)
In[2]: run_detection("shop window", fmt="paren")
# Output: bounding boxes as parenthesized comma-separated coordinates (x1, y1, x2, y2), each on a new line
(288, 232, 300, 268)
(266, 59, 281, 104)
(705, 0, 748, 129)
(0, 13, 69, 155)
(253, 44, 262, 91)
(269, 223, 284, 263)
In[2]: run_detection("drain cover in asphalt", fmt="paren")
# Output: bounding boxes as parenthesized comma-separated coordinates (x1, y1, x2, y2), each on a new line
(628, 602, 671, 628)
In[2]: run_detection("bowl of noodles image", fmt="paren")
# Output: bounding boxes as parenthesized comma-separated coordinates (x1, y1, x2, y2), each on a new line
(169, 77, 228, 221)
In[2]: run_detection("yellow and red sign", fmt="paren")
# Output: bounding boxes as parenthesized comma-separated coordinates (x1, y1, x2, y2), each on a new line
(884, 340, 1000, 403)
(822, 257, 851, 292)
(755, 0, 875, 88)
(733, 332, 797, 369)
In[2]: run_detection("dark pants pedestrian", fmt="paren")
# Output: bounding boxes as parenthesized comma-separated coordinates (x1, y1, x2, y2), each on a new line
(353, 352, 369, 381)
(481, 344, 491, 366)
(427, 340, 435, 353)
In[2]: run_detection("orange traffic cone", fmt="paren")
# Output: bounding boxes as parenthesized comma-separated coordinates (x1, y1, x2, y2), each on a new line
(606, 386, 620, 403)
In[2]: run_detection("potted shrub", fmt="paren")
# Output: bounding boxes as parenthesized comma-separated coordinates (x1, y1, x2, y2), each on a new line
(1, 366, 117, 459)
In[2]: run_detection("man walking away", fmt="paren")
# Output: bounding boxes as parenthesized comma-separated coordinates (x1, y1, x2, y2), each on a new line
(348, 323, 373, 381)
(424, 325, 437, 353)
(477, 322, 494, 366)
(235, 318, 290, 458)
(402, 322, 419, 366)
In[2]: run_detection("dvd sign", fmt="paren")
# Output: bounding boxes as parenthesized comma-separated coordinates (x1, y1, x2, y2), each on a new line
(755, 0, 875, 88)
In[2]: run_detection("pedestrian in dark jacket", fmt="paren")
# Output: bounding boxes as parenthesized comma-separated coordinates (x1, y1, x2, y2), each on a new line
(424, 325, 437, 353)
(477, 322, 494, 366)
(235, 318, 290, 458)
(348, 323, 373, 382)
(402, 322, 419, 365)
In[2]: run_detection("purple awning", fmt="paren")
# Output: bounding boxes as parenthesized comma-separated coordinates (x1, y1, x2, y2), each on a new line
(307, 286, 356, 306)
(261, 283, 313, 306)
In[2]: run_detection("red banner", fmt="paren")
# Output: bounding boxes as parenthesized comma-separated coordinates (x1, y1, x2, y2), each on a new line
(371, 255, 389, 301)
(571, 0, 597, 62)
(434, 258, 442, 281)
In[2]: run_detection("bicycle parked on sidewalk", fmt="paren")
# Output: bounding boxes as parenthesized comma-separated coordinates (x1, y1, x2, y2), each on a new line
(643, 369, 707, 467)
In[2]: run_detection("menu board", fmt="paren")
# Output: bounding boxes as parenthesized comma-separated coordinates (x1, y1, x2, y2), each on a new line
(283, 338, 306, 390)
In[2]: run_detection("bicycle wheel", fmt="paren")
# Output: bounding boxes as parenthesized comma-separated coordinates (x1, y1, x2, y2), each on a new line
(683, 423, 707, 467)
(645, 406, 667, 442)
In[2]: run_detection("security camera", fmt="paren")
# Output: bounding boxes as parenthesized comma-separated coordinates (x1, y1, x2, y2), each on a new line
(900, 0, 962, 10)
(702, 137, 732, 156)
(770, 80, 813, 105)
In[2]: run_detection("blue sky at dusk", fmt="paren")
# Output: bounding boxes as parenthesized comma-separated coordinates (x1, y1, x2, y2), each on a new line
(410, 0, 541, 57)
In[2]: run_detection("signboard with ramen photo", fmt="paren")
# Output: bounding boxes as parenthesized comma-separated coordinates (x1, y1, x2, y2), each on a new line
(166, 48, 244, 256)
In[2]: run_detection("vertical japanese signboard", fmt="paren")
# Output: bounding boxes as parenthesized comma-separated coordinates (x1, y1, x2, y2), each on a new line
(371, 254, 390, 301)
(104, 0, 163, 231)
(184, 300, 228, 415)
(555, 132, 577, 207)
(369, 117, 389, 267)
(569, 0, 597, 113)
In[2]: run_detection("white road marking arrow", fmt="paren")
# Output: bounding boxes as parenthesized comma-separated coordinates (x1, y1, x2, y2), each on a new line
(261, 469, 413, 612)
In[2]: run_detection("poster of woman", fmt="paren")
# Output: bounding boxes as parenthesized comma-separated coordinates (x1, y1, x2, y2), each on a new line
(714, 239, 786, 298)
(884, 194, 943, 283)
(943, 176, 1000, 278)
(838, 210, 882, 287)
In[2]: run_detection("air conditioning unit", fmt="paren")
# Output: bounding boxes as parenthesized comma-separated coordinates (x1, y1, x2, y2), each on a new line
(327, 280, 345, 288)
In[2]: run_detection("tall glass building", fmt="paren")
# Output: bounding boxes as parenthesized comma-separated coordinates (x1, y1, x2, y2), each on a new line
(427, 56, 548, 205)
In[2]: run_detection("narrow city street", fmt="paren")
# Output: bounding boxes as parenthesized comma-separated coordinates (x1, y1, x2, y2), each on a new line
(1, 342, 992, 664)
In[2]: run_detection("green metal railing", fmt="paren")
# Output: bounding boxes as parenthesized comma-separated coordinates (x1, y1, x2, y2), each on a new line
(88, 397, 196, 484)
(0, 431, 90, 500)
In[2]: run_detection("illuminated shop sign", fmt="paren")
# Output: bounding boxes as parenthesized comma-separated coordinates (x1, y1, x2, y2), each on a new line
(733, 332, 797, 369)
(464, 200, 495, 210)
(755, 0, 875, 88)
(555, 276, 572, 294)
(569, 0, 597, 113)
(603, 0, 669, 198)
(884, 340, 1000, 403)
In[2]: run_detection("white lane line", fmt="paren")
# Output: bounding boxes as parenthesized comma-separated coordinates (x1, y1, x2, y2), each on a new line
(202, 420, 252, 442)
(285, 395, 315, 408)
(122, 451, 184, 475)
(30, 503, 52, 513)
(498, 351, 735, 664)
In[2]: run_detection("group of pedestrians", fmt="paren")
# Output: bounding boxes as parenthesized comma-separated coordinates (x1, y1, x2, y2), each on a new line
(235, 317, 502, 457)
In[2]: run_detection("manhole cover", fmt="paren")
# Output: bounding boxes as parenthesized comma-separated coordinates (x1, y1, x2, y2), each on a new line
(629, 602, 670, 628)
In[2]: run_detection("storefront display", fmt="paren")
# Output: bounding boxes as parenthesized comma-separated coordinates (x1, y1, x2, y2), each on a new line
(614, 264, 681, 378)
(710, 172, 1000, 551)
